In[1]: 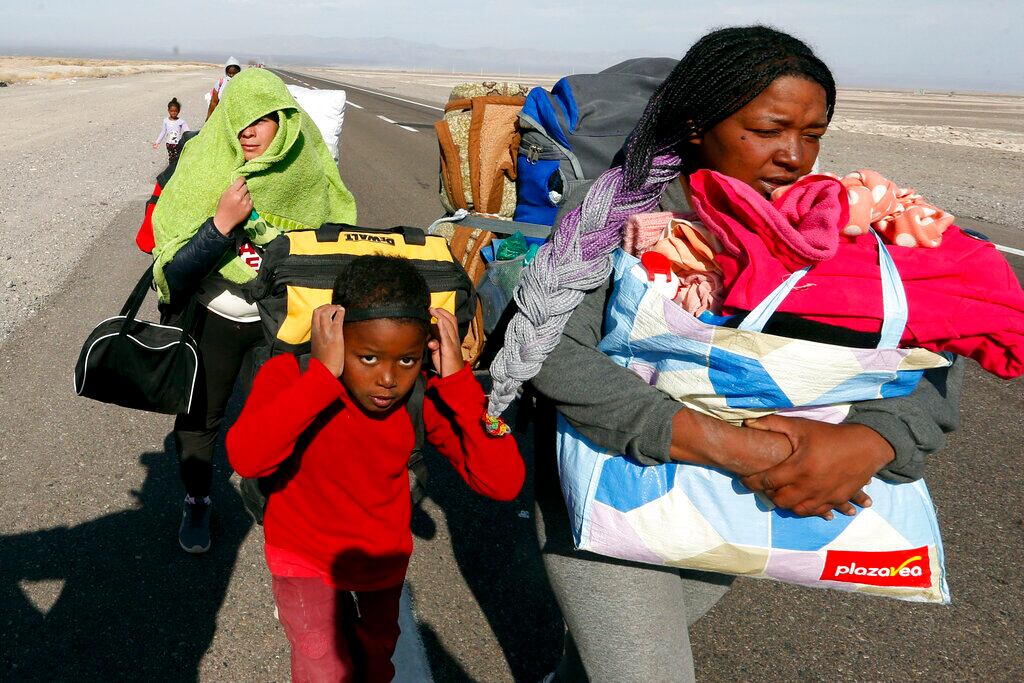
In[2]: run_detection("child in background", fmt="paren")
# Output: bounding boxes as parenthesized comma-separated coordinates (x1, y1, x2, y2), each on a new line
(227, 255, 524, 682)
(152, 97, 189, 163)
(207, 57, 241, 119)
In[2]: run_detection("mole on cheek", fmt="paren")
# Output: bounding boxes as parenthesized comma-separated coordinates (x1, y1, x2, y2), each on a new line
(740, 135, 747, 140)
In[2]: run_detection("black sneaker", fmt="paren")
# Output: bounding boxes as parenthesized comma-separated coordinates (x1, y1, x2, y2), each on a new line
(179, 496, 212, 554)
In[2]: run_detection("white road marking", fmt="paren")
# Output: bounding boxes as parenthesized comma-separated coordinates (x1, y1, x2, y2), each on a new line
(996, 243, 1024, 258)
(399, 125, 418, 133)
(377, 115, 397, 124)
(347, 101, 364, 109)
(304, 76, 444, 112)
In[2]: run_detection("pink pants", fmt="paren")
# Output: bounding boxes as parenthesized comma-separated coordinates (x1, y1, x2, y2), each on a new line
(272, 576, 403, 683)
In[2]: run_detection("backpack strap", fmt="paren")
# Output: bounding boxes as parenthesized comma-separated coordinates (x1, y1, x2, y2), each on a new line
(446, 213, 552, 240)
(405, 373, 429, 506)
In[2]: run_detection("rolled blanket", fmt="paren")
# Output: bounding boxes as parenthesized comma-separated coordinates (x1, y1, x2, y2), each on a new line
(651, 218, 721, 274)
(672, 270, 723, 316)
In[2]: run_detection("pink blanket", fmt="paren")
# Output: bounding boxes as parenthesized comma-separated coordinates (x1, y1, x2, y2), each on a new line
(690, 171, 846, 271)
(688, 169, 1024, 379)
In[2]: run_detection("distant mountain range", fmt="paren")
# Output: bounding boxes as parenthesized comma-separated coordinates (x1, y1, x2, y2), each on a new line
(6, 36, 1020, 92)
(221, 35, 652, 75)
(3, 35, 652, 76)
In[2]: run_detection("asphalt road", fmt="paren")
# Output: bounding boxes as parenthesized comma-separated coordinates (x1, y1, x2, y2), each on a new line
(0, 67, 1020, 682)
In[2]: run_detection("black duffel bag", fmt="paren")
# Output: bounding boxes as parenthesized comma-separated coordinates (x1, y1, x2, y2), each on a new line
(74, 266, 201, 415)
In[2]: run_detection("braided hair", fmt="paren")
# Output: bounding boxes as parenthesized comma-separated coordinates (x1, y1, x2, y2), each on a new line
(625, 25, 836, 189)
(486, 26, 836, 417)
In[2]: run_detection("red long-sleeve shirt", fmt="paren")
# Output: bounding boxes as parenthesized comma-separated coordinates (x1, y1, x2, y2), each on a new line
(227, 355, 524, 591)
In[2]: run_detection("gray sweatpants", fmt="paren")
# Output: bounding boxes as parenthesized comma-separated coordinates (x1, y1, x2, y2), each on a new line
(535, 492, 732, 683)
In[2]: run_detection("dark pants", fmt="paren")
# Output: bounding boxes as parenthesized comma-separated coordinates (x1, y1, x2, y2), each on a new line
(174, 307, 264, 497)
(166, 143, 181, 163)
(272, 577, 403, 683)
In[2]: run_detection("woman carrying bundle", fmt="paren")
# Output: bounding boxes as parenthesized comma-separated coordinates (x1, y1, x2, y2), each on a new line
(151, 68, 357, 553)
(488, 26, 964, 681)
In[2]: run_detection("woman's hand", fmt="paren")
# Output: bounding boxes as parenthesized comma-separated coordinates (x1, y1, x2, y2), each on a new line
(738, 415, 894, 519)
(428, 307, 465, 378)
(213, 177, 253, 236)
(151, 142, 159, 150)
(670, 408, 792, 475)
(311, 305, 345, 378)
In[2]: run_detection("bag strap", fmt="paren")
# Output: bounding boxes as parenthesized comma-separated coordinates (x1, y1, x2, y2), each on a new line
(736, 230, 907, 349)
(119, 266, 156, 319)
(735, 267, 811, 335)
(873, 230, 908, 349)
(119, 265, 198, 342)
(436, 119, 470, 212)
(450, 227, 493, 285)
(440, 211, 553, 240)
(406, 374, 429, 506)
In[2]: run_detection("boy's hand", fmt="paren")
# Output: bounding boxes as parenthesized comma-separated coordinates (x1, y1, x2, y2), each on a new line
(428, 308, 464, 378)
(151, 142, 159, 149)
(311, 305, 345, 377)
(213, 177, 253, 236)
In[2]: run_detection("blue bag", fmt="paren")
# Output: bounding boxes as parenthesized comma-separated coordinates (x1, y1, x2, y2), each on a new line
(514, 59, 677, 226)
(557, 236, 953, 603)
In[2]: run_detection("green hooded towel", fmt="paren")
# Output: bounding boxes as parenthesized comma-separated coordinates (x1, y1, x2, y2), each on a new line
(151, 68, 357, 302)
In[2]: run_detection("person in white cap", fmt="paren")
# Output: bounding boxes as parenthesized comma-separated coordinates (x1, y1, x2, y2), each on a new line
(206, 57, 242, 120)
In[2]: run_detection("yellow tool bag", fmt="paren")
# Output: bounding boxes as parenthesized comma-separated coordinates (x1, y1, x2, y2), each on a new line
(244, 223, 476, 358)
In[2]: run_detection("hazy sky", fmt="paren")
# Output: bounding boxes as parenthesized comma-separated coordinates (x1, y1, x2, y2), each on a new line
(2, 0, 1021, 91)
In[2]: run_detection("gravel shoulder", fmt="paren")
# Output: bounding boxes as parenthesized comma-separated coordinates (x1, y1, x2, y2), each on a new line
(0, 57, 213, 84)
(0, 69, 217, 345)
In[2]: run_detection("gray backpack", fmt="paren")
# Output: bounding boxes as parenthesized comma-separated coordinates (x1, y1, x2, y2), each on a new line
(512, 58, 679, 228)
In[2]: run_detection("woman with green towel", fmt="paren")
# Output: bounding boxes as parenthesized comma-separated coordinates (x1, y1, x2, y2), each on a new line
(151, 68, 357, 553)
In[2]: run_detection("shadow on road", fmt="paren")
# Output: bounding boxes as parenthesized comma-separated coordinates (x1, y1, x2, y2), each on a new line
(414, 397, 564, 682)
(0, 435, 252, 682)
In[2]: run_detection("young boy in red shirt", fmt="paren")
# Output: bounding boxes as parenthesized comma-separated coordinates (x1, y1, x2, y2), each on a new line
(227, 255, 524, 682)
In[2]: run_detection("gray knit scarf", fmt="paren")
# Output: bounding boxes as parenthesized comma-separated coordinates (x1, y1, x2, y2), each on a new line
(487, 153, 684, 416)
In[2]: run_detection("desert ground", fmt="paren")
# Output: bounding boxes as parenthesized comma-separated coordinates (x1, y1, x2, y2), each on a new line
(0, 56, 214, 85)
